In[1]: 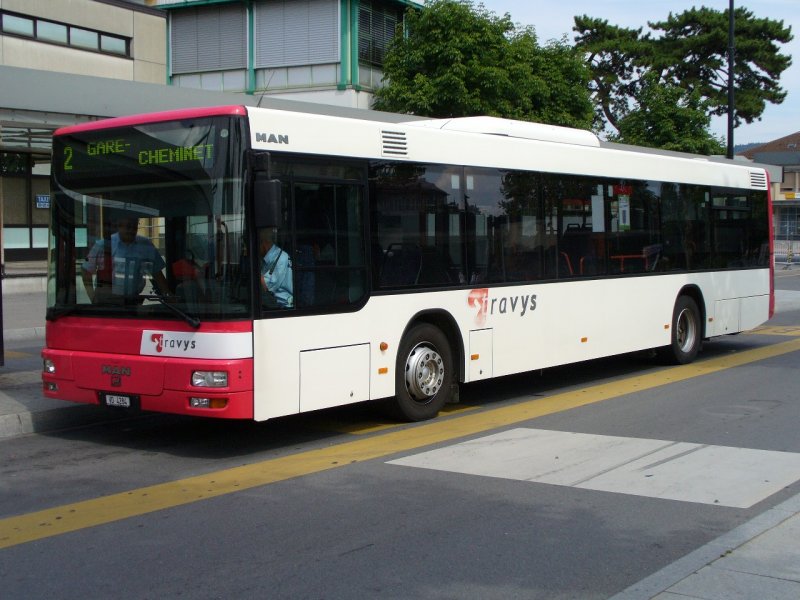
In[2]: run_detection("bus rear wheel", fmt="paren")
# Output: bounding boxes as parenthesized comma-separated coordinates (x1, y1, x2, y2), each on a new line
(390, 323, 453, 422)
(660, 295, 701, 364)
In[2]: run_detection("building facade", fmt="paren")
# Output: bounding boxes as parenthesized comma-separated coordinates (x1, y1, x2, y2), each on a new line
(740, 132, 800, 241)
(149, 0, 417, 108)
(0, 0, 167, 263)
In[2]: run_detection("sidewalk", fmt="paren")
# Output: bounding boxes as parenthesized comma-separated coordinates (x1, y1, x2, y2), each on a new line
(2, 260, 48, 341)
(1, 260, 113, 437)
(1, 264, 800, 599)
(611, 492, 800, 599)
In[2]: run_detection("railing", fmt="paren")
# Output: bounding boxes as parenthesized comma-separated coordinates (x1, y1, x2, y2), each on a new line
(774, 239, 796, 266)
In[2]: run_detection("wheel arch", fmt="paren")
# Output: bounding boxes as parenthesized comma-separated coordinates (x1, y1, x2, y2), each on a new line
(400, 309, 466, 383)
(676, 284, 707, 339)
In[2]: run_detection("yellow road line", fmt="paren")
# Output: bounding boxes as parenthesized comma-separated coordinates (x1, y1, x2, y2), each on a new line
(2, 337, 800, 550)
(2, 351, 31, 359)
(747, 325, 800, 337)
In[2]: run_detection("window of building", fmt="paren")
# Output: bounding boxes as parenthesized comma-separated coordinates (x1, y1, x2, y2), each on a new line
(171, 4, 247, 74)
(254, 0, 338, 69)
(70, 27, 99, 51)
(37, 21, 67, 44)
(100, 34, 127, 56)
(0, 11, 130, 58)
(1, 153, 51, 258)
(358, 0, 404, 66)
(2, 13, 33, 36)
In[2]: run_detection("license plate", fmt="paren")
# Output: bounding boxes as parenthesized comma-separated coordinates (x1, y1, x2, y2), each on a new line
(103, 394, 132, 408)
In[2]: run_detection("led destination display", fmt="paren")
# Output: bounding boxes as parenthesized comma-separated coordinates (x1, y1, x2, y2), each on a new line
(62, 138, 215, 171)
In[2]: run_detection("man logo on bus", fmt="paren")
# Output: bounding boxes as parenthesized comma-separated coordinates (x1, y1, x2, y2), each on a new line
(256, 132, 289, 144)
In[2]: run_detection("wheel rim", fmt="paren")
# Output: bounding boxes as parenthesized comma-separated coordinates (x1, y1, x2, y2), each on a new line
(404, 342, 445, 402)
(676, 307, 698, 353)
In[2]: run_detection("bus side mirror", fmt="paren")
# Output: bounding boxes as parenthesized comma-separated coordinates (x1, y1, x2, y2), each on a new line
(254, 174, 282, 228)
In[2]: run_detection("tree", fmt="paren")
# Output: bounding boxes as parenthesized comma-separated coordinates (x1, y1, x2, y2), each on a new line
(650, 7, 793, 127)
(610, 73, 725, 155)
(574, 7, 793, 145)
(372, 0, 593, 129)
(572, 16, 647, 133)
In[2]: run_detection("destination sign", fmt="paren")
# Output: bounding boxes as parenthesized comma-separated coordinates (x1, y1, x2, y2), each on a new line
(61, 137, 215, 172)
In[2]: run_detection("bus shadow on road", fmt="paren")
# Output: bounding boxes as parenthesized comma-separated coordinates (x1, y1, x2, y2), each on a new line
(38, 330, 790, 462)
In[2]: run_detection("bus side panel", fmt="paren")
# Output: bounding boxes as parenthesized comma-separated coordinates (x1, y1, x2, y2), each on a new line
(740, 294, 771, 332)
(251, 269, 770, 421)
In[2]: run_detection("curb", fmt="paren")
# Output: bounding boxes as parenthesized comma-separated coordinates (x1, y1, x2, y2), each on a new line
(0, 405, 134, 440)
(3, 327, 46, 343)
(609, 491, 800, 599)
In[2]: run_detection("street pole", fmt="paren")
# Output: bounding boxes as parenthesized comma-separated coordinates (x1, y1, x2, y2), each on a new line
(727, 0, 735, 159)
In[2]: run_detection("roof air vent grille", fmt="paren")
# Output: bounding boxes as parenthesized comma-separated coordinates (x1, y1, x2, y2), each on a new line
(381, 130, 407, 157)
(749, 171, 767, 189)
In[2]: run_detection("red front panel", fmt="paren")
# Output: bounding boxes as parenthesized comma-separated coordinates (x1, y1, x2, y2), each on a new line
(43, 317, 254, 419)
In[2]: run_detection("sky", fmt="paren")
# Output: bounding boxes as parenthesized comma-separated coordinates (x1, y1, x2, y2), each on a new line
(470, 1, 799, 145)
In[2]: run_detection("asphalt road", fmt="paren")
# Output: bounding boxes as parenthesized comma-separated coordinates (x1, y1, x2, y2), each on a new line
(2, 273, 800, 599)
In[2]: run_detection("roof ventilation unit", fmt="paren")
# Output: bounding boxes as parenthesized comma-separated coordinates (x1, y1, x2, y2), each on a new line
(381, 130, 408, 157)
(749, 170, 767, 189)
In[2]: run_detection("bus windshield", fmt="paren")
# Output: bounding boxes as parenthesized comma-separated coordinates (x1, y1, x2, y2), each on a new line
(48, 115, 250, 323)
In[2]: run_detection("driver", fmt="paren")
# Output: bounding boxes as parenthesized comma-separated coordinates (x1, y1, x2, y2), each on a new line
(82, 214, 170, 302)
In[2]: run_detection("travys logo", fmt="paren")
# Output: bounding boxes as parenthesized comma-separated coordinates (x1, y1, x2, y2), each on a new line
(150, 332, 196, 353)
(140, 330, 252, 359)
(468, 288, 538, 326)
(151, 333, 163, 353)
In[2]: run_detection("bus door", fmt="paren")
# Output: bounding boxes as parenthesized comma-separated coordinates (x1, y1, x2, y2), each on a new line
(252, 171, 370, 419)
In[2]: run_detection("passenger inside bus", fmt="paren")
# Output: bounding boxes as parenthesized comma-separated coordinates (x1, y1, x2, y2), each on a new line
(258, 227, 293, 308)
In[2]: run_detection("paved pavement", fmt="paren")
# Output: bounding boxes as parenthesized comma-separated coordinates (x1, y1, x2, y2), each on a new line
(1, 261, 799, 599)
(1, 262, 115, 439)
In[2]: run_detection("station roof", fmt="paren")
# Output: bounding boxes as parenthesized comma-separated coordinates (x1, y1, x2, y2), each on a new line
(0, 65, 414, 153)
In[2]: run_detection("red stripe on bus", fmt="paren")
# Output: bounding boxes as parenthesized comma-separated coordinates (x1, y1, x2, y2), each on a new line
(54, 105, 248, 136)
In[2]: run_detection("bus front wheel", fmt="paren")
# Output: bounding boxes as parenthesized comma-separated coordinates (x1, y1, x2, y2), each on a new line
(660, 295, 701, 364)
(391, 323, 453, 421)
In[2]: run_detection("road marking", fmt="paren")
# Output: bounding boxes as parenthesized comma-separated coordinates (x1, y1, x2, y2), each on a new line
(747, 325, 800, 336)
(389, 428, 800, 508)
(2, 350, 32, 359)
(310, 404, 478, 435)
(2, 337, 800, 549)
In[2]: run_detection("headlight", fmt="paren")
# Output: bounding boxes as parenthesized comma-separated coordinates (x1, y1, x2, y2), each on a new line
(43, 359, 56, 374)
(191, 371, 228, 387)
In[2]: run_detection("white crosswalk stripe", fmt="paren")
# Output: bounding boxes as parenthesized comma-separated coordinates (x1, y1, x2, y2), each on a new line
(389, 428, 800, 508)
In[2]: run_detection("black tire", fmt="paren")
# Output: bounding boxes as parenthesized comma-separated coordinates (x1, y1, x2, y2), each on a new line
(660, 295, 702, 365)
(389, 323, 454, 422)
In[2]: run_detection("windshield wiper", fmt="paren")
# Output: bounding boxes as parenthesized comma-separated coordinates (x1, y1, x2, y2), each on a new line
(142, 294, 201, 329)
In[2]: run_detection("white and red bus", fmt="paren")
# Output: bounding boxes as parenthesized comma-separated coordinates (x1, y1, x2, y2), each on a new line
(42, 105, 773, 421)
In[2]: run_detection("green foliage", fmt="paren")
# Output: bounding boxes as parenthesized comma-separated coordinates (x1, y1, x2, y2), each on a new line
(574, 6, 793, 149)
(573, 16, 648, 132)
(372, 0, 593, 129)
(650, 7, 793, 126)
(609, 73, 726, 155)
